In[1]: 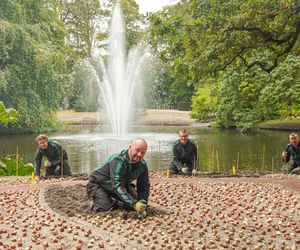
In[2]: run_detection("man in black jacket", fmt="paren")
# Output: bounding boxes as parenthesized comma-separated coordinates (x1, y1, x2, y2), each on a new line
(282, 133, 300, 174)
(86, 138, 150, 216)
(169, 129, 197, 175)
(35, 134, 72, 178)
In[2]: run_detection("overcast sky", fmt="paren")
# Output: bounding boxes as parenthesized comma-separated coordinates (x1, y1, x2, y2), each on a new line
(135, 0, 179, 14)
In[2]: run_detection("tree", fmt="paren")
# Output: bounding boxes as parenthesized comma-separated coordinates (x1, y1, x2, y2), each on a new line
(60, 0, 101, 59)
(147, 0, 300, 126)
(191, 81, 219, 122)
(259, 55, 300, 118)
(0, 0, 68, 132)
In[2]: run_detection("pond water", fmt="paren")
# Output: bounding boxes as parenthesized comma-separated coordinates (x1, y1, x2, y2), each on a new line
(0, 126, 292, 174)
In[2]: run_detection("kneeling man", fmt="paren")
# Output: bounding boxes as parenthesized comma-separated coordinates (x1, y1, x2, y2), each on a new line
(86, 138, 150, 218)
(169, 129, 197, 175)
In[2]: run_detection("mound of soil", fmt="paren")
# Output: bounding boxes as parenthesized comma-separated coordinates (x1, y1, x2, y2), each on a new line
(45, 184, 90, 217)
(44, 184, 168, 220)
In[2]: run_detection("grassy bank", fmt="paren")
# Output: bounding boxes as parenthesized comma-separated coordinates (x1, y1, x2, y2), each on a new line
(258, 118, 300, 131)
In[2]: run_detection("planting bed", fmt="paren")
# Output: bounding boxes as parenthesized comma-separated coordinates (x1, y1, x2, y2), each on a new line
(0, 173, 299, 249)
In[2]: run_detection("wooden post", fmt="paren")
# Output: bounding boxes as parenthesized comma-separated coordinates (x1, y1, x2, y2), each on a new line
(61, 149, 63, 178)
(197, 145, 200, 172)
(262, 145, 265, 171)
(211, 146, 214, 173)
(271, 157, 274, 175)
(216, 150, 219, 172)
(157, 141, 161, 171)
(237, 152, 240, 172)
(16, 146, 19, 176)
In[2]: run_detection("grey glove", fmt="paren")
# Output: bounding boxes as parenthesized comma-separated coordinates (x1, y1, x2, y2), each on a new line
(44, 160, 51, 167)
(192, 169, 197, 176)
(181, 167, 188, 174)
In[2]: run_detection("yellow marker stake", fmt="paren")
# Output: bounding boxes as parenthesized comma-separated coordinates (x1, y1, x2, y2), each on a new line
(31, 172, 35, 184)
(166, 169, 170, 178)
(232, 166, 236, 175)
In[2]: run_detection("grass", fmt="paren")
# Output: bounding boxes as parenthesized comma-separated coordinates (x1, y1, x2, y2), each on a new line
(258, 118, 300, 130)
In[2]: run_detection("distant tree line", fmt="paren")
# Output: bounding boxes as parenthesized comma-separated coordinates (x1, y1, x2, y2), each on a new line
(0, 0, 299, 132)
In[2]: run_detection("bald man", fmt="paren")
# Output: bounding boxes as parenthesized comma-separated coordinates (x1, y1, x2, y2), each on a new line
(87, 139, 150, 214)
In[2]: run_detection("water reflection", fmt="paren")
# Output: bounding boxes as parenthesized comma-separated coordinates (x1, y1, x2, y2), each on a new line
(0, 127, 291, 174)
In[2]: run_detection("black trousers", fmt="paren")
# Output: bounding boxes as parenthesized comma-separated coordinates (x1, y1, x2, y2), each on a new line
(288, 162, 299, 174)
(45, 159, 72, 176)
(86, 184, 137, 212)
(169, 160, 193, 175)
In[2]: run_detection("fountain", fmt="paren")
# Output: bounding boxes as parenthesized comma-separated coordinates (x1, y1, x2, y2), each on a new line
(51, 3, 179, 172)
(87, 3, 147, 134)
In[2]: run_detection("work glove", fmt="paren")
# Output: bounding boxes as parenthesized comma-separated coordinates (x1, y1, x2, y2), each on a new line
(181, 167, 188, 174)
(44, 160, 51, 167)
(132, 200, 147, 213)
(34, 175, 41, 183)
(192, 169, 197, 176)
(291, 167, 300, 174)
(137, 211, 147, 220)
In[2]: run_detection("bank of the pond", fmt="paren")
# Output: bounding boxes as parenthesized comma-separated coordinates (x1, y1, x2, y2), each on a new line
(258, 118, 300, 131)
(56, 109, 200, 127)
(57, 110, 300, 131)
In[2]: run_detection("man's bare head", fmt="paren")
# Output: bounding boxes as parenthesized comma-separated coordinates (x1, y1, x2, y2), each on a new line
(128, 138, 148, 164)
(36, 134, 49, 150)
(289, 133, 298, 147)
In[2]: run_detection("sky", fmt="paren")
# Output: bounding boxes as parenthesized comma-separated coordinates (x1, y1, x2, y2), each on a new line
(135, 0, 179, 14)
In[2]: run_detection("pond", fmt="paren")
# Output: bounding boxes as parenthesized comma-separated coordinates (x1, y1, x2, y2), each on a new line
(0, 126, 292, 174)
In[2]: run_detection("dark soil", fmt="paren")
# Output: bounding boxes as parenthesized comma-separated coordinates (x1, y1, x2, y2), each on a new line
(44, 184, 168, 219)
(45, 184, 90, 217)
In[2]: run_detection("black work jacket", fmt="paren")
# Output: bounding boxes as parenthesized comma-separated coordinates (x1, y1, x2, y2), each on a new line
(172, 139, 197, 165)
(88, 149, 150, 207)
(284, 142, 300, 164)
(35, 139, 67, 176)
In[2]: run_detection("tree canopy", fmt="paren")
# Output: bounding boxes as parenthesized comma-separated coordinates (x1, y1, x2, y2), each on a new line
(147, 0, 300, 128)
(0, 0, 67, 132)
(0, 0, 299, 132)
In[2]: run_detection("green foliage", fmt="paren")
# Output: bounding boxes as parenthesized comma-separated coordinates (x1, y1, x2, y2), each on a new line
(191, 82, 219, 122)
(60, 0, 101, 58)
(147, 0, 300, 127)
(0, 101, 18, 124)
(259, 55, 300, 118)
(0, 0, 68, 133)
(217, 68, 266, 128)
(0, 155, 34, 176)
(101, 0, 144, 50)
(0, 0, 299, 131)
(66, 61, 100, 112)
(143, 57, 177, 108)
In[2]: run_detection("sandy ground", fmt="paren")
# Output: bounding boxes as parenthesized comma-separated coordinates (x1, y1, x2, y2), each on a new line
(0, 172, 299, 249)
(56, 109, 201, 127)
